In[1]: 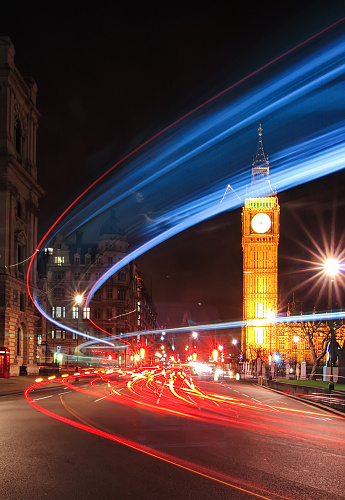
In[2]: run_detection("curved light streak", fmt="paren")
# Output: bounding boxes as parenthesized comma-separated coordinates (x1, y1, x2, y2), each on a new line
(27, 19, 345, 343)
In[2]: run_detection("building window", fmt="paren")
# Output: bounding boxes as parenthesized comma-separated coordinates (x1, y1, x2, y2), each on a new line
(108, 256, 113, 265)
(94, 289, 102, 300)
(15, 119, 22, 155)
(53, 271, 65, 280)
(52, 306, 65, 318)
(17, 200, 22, 220)
(85, 272, 91, 281)
(37, 335, 42, 345)
(106, 287, 113, 299)
(85, 255, 91, 265)
(52, 330, 65, 340)
(74, 255, 80, 265)
(96, 256, 102, 265)
(106, 308, 112, 319)
(54, 256, 64, 266)
(94, 308, 101, 319)
(20, 293, 25, 311)
(118, 288, 126, 301)
(53, 288, 65, 298)
(17, 328, 21, 356)
(17, 245, 24, 273)
(83, 307, 90, 319)
(74, 272, 81, 281)
(72, 306, 79, 319)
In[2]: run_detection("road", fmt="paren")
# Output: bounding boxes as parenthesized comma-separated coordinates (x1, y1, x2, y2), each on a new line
(1, 367, 344, 499)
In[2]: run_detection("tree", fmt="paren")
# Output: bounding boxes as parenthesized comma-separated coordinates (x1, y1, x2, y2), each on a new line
(288, 319, 345, 380)
(288, 320, 329, 380)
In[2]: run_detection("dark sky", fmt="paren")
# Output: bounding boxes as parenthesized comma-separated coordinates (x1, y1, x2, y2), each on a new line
(1, 1, 344, 327)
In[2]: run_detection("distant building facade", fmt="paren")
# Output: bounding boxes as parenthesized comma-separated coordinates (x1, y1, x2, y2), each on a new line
(0, 37, 44, 375)
(39, 211, 158, 368)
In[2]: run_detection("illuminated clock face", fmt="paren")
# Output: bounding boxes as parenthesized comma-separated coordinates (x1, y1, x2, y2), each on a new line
(251, 213, 271, 233)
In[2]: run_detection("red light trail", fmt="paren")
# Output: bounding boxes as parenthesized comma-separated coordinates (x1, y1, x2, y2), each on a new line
(26, 17, 345, 342)
(25, 367, 345, 499)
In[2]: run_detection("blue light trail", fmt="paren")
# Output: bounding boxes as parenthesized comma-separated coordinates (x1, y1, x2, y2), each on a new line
(31, 20, 345, 342)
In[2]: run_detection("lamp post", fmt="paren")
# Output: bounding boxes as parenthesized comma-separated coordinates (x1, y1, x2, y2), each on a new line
(267, 311, 276, 379)
(75, 294, 83, 375)
(323, 258, 340, 391)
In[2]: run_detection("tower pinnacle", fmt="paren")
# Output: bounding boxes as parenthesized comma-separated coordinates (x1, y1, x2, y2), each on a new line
(252, 123, 269, 183)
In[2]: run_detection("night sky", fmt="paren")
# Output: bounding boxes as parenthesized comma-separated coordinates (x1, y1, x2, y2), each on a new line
(1, 1, 344, 327)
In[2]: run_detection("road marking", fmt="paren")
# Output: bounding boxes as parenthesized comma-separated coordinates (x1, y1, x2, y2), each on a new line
(94, 396, 106, 402)
(58, 391, 71, 395)
(33, 395, 53, 401)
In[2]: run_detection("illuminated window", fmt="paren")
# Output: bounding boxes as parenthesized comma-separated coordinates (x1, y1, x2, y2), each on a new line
(54, 256, 64, 266)
(52, 306, 65, 318)
(52, 330, 65, 340)
(83, 307, 90, 319)
(72, 306, 79, 319)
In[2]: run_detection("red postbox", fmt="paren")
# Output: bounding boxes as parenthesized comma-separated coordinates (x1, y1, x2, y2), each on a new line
(0, 347, 10, 378)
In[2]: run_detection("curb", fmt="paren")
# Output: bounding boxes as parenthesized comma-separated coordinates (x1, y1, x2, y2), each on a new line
(257, 382, 345, 418)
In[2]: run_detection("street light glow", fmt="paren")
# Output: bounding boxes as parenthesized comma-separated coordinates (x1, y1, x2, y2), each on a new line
(75, 294, 83, 305)
(323, 258, 340, 278)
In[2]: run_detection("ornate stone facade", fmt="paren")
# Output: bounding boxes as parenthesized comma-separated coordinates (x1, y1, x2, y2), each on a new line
(0, 37, 45, 375)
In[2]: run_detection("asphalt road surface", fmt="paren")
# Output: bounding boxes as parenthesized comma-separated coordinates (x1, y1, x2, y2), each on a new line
(1, 367, 344, 500)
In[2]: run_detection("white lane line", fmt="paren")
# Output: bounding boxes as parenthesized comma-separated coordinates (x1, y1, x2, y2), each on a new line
(94, 396, 107, 403)
(58, 391, 71, 395)
(33, 395, 53, 401)
(265, 404, 280, 412)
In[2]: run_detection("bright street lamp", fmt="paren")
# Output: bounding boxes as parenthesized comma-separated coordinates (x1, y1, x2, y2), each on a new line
(323, 258, 340, 390)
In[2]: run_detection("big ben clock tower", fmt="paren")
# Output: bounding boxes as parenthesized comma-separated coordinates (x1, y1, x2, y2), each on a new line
(242, 124, 280, 366)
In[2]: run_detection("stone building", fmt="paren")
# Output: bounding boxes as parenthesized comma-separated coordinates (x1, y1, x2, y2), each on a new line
(38, 211, 158, 369)
(0, 37, 44, 375)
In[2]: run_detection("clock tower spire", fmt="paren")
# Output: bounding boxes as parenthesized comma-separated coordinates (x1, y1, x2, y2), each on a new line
(241, 125, 280, 374)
